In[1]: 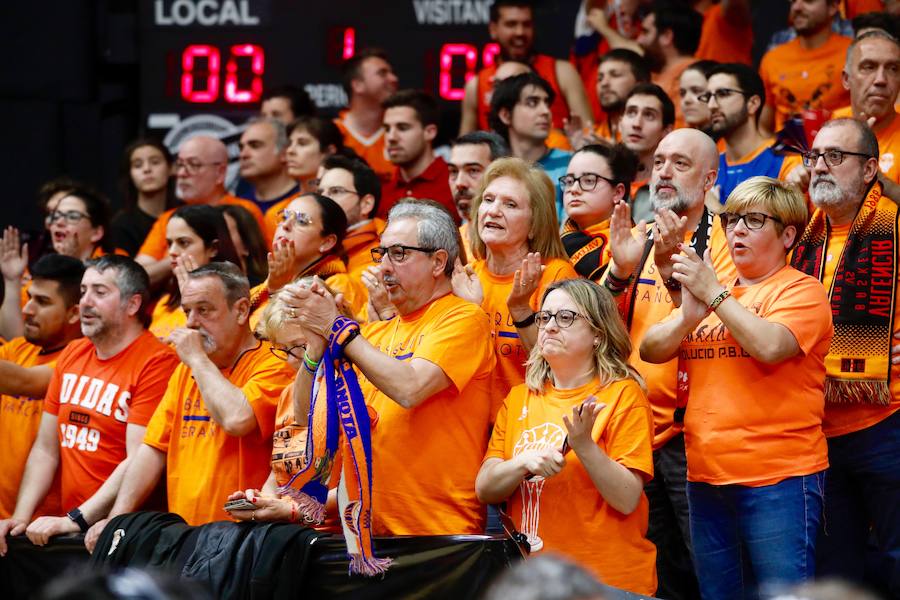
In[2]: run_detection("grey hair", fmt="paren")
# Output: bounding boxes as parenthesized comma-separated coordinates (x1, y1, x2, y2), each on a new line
(246, 116, 289, 152)
(85, 255, 151, 328)
(387, 199, 459, 277)
(820, 117, 880, 160)
(187, 261, 250, 306)
(451, 130, 511, 161)
(845, 29, 900, 72)
(482, 554, 608, 600)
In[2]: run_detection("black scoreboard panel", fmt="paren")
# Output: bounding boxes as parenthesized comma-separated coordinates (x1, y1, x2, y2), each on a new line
(138, 0, 578, 140)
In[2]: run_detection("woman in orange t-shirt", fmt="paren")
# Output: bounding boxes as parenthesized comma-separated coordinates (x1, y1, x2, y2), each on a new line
(149, 205, 242, 340)
(477, 278, 656, 595)
(641, 177, 832, 599)
(455, 157, 578, 409)
(560, 144, 638, 281)
(224, 286, 340, 529)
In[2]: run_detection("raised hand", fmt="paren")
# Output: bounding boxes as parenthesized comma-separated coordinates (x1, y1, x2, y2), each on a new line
(0, 227, 27, 283)
(671, 246, 722, 307)
(266, 239, 301, 292)
(451, 258, 484, 305)
(362, 265, 396, 319)
(506, 252, 544, 312)
(562, 398, 605, 454)
(608, 202, 647, 278)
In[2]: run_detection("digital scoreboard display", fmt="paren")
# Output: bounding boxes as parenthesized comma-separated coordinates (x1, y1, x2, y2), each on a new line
(139, 0, 505, 130)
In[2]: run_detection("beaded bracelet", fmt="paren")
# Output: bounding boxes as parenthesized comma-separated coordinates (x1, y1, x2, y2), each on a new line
(708, 289, 731, 313)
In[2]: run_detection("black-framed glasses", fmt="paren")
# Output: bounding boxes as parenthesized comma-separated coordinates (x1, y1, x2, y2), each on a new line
(320, 186, 359, 198)
(720, 212, 783, 230)
(698, 88, 747, 103)
(801, 149, 873, 168)
(370, 244, 436, 263)
(270, 343, 306, 362)
(45, 210, 90, 226)
(558, 173, 616, 192)
(535, 309, 586, 329)
(279, 210, 314, 227)
(174, 159, 223, 174)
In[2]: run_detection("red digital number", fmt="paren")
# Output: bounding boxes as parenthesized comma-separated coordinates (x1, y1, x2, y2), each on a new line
(342, 27, 356, 60)
(181, 44, 266, 104)
(438, 43, 503, 101)
(181, 44, 221, 103)
(224, 44, 264, 103)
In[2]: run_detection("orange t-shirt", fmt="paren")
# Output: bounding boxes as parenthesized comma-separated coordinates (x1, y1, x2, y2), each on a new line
(470, 257, 579, 414)
(485, 378, 657, 595)
(334, 115, 394, 183)
(149, 295, 185, 341)
(546, 128, 573, 152)
(832, 107, 900, 183)
(143, 340, 293, 525)
(606, 218, 735, 449)
(759, 33, 852, 131)
(819, 222, 900, 437)
(137, 195, 268, 261)
(359, 293, 495, 535)
(695, 4, 753, 65)
(677, 266, 832, 486)
(42, 332, 179, 510)
(0, 338, 66, 519)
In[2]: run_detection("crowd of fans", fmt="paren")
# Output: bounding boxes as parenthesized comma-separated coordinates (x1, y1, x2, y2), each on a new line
(1, 1, 900, 598)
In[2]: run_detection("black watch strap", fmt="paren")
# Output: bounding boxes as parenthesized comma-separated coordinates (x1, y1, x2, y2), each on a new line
(67, 507, 89, 533)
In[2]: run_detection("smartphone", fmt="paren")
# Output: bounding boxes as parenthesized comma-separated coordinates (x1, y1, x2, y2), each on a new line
(224, 499, 256, 512)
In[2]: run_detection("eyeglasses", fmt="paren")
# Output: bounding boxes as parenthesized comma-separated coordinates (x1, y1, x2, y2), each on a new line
(320, 186, 359, 198)
(370, 244, 436, 263)
(720, 212, 783, 230)
(698, 88, 747, 103)
(558, 173, 616, 192)
(270, 343, 306, 362)
(45, 210, 90, 226)
(801, 149, 873, 168)
(535, 309, 587, 329)
(279, 210, 314, 227)
(174, 159, 223, 174)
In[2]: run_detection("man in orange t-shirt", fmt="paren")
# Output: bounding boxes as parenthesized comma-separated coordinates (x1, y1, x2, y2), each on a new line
(289, 200, 495, 535)
(135, 135, 267, 286)
(334, 48, 399, 183)
(0, 256, 178, 556)
(795, 119, 900, 596)
(636, 4, 703, 128)
(459, 0, 592, 134)
(604, 128, 732, 600)
(694, 0, 753, 65)
(85, 263, 293, 544)
(317, 154, 384, 282)
(592, 49, 650, 144)
(0, 255, 84, 520)
(759, 0, 852, 133)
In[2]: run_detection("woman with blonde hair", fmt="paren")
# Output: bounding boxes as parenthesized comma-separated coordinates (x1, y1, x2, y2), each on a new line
(476, 278, 656, 595)
(454, 157, 578, 411)
(641, 176, 831, 599)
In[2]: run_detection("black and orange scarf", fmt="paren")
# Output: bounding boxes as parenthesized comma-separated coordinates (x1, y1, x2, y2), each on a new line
(791, 182, 897, 405)
(561, 218, 612, 281)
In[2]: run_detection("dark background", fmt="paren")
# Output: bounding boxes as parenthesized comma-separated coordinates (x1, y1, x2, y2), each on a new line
(0, 0, 789, 235)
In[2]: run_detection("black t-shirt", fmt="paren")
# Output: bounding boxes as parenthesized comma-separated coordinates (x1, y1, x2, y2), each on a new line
(110, 208, 158, 256)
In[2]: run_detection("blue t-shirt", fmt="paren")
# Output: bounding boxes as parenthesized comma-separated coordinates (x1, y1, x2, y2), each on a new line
(716, 145, 786, 204)
(537, 148, 573, 223)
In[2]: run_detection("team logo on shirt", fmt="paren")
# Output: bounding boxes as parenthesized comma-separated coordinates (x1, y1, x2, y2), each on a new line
(513, 422, 567, 553)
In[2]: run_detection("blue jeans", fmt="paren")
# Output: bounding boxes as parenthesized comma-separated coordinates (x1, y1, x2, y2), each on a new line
(816, 409, 900, 597)
(687, 472, 825, 600)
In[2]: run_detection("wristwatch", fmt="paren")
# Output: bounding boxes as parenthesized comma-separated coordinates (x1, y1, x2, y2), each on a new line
(66, 507, 89, 533)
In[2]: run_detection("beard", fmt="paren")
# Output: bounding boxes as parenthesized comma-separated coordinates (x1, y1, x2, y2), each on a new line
(650, 178, 703, 215)
(599, 95, 625, 114)
(710, 104, 748, 138)
(810, 172, 856, 209)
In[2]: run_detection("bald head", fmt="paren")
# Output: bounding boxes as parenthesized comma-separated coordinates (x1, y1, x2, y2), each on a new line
(495, 61, 532, 82)
(175, 135, 229, 204)
(650, 128, 719, 215)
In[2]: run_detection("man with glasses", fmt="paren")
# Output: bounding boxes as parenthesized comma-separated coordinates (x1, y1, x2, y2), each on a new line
(706, 63, 799, 203)
(792, 118, 900, 597)
(84, 262, 292, 548)
(758, 0, 851, 134)
(285, 199, 495, 535)
(605, 127, 734, 600)
(135, 135, 266, 285)
(317, 155, 383, 282)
